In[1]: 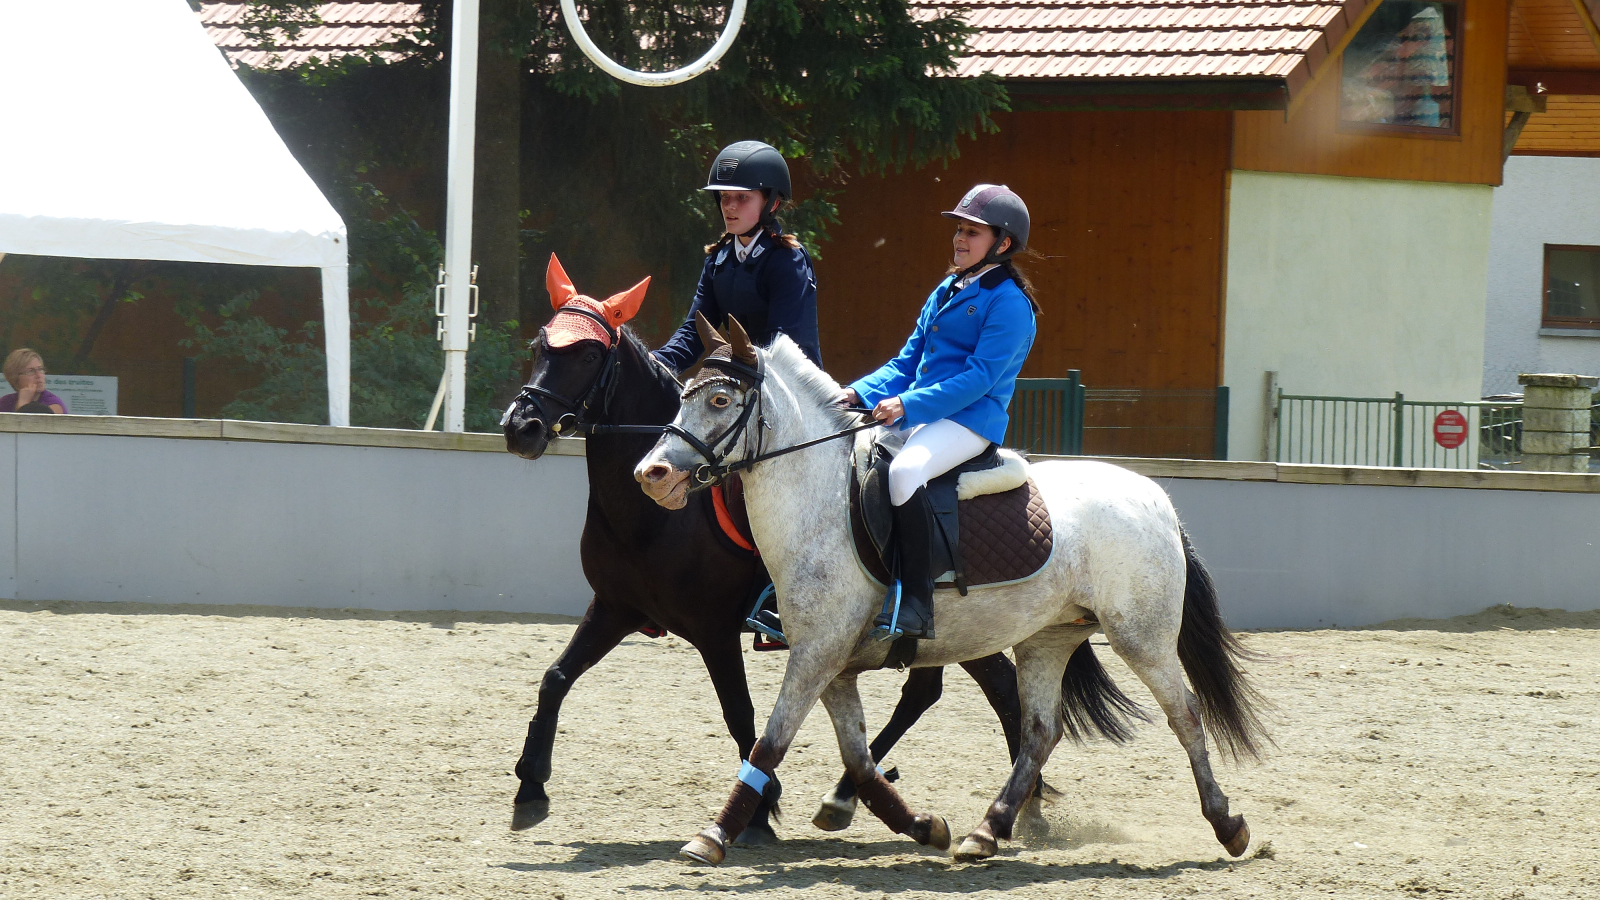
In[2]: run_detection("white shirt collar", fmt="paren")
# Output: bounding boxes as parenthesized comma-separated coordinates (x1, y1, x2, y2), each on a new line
(955, 263, 998, 291)
(733, 230, 763, 263)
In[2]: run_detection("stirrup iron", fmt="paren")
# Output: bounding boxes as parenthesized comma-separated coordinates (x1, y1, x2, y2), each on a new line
(873, 579, 905, 642)
(744, 583, 787, 648)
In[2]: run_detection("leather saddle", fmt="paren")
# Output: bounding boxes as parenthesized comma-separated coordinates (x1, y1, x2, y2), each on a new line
(850, 429, 1053, 593)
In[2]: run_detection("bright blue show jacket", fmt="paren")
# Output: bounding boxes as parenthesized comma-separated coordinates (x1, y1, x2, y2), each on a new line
(850, 266, 1036, 445)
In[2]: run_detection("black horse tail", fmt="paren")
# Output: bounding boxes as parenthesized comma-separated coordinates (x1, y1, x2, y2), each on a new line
(1061, 640, 1152, 744)
(1176, 527, 1272, 762)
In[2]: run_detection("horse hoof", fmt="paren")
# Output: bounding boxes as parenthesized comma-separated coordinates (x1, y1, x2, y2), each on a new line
(1221, 818, 1251, 858)
(680, 829, 727, 865)
(734, 822, 778, 846)
(509, 798, 550, 832)
(812, 794, 857, 832)
(920, 814, 951, 851)
(953, 831, 998, 862)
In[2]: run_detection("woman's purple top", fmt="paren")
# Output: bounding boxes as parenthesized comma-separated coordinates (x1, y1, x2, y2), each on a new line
(0, 389, 67, 412)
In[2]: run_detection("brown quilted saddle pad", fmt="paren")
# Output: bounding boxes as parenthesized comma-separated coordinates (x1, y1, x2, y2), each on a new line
(850, 473, 1054, 589)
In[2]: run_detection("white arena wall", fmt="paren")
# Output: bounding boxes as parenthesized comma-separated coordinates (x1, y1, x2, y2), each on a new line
(1484, 155, 1600, 396)
(1222, 170, 1494, 461)
(3, 417, 1599, 630)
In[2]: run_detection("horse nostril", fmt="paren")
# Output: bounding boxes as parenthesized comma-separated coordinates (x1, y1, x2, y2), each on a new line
(641, 463, 671, 484)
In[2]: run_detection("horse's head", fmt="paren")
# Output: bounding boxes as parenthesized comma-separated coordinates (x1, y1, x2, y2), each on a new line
(503, 254, 649, 459)
(635, 313, 762, 509)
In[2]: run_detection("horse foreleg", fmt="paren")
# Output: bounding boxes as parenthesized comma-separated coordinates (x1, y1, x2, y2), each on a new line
(814, 666, 945, 832)
(696, 638, 782, 846)
(679, 647, 836, 865)
(955, 637, 1072, 861)
(511, 598, 644, 831)
(820, 673, 951, 850)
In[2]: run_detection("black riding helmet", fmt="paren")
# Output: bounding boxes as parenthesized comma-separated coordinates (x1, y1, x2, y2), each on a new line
(703, 140, 792, 201)
(942, 183, 1030, 264)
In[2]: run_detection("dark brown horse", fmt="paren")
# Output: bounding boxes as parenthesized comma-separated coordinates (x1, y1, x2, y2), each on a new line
(499, 258, 1036, 842)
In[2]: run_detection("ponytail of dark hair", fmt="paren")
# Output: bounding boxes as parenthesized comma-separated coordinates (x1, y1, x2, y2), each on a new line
(1003, 257, 1042, 315)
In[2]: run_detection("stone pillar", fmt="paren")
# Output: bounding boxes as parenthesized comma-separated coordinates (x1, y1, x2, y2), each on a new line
(1518, 373, 1598, 473)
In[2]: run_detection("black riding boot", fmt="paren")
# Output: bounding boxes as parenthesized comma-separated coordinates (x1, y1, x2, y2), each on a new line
(873, 487, 935, 641)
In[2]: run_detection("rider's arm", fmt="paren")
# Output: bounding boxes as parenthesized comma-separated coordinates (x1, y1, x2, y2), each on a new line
(897, 289, 1035, 428)
(653, 256, 722, 375)
(760, 246, 822, 368)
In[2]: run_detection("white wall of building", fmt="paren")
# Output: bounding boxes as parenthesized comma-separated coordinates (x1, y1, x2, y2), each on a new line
(1223, 170, 1494, 460)
(1483, 155, 1600, 395)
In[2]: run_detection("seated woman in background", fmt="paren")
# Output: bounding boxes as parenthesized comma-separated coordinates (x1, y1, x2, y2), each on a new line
(1, 348, 67, 414)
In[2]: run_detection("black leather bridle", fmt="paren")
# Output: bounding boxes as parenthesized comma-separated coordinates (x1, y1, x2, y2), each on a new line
(505, 304, 666, 440)
(672, 353, 880, 492)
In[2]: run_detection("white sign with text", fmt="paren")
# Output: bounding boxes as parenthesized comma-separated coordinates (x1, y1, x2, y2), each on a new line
(44, 375, 118, 416)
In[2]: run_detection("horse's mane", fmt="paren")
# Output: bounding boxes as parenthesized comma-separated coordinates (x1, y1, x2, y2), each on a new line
(618, 326, 682, 396)
(764, 335, 857, 431)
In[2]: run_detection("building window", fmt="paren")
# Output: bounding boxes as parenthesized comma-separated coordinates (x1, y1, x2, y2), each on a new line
(1340, 1, 1461, 135)
(1545, 245, 1600, 328)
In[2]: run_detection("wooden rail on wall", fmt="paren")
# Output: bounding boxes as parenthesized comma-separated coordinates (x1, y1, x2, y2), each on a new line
(7, 414, 1598, 493)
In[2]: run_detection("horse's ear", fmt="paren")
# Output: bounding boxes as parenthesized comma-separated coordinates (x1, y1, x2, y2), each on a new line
(601, 276, 649, 327)
(681, 311, 729, 380)
(695, 310, 728, 351)
(546, 254, 578, 310)
(727, 316, 757, 366)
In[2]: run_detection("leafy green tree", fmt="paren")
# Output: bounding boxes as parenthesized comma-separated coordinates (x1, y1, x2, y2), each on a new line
(187, 0, 1005, 424)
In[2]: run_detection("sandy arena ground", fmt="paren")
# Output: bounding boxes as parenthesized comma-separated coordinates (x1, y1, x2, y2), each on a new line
(1, 600, 1596, 899)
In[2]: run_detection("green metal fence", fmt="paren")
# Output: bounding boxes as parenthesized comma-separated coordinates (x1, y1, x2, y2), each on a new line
(1006, 373, 1085, 455)
(1006, 371, 1230, 459)
(1274, 392, 1524, 469)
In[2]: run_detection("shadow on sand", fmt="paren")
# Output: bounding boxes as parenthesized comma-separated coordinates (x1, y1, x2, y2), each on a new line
(496, 836, 1263, 894)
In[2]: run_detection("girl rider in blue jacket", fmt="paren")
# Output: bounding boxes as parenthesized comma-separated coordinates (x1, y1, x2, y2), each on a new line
(845, 184, 1038, 641)
(653, 141, 822, 374)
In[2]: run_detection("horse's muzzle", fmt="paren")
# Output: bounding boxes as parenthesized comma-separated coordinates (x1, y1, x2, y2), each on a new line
(503, 407, 551, 460)
(636, 461, 690, 509)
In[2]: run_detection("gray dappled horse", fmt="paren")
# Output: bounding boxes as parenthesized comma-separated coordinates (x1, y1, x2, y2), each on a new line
(636, 319, 1270, 863)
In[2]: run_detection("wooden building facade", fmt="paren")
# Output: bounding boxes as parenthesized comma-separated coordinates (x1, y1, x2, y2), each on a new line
(814, 0, 1578, 460)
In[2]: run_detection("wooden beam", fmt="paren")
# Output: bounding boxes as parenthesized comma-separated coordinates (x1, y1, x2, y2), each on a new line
(1508, 68, 1600, 95)
(1505, 84, 1549, 113)
(1286, 0, 1387, 120)
(1573, 0, 1600, 58)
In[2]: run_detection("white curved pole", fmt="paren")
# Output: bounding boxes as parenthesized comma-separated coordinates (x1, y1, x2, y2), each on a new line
(560, 0, 747, 87)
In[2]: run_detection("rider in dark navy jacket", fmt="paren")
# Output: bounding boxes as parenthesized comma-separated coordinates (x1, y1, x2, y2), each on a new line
(653, 141, 821, 374)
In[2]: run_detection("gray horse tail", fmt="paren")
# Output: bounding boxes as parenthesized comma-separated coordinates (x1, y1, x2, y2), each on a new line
(1176, 527, 1272, 761)
(1061, 642, 1151, 744)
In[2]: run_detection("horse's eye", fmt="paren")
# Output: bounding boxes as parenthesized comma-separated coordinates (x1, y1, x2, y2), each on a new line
(710, 394, 732, 409)
(585, 351, 599, 363)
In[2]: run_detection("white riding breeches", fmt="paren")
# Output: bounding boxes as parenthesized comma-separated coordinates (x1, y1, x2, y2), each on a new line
(888, 419, 990, 506)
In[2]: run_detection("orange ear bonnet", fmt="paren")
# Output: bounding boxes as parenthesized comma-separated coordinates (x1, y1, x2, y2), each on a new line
(543, 254, 651, 349)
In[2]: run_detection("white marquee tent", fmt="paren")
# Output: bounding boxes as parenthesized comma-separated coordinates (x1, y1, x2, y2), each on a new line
(0, 0, 350, 425)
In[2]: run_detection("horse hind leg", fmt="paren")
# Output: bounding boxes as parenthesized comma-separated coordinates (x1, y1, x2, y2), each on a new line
(819, 674, 950, 851)
(1107, 628, 1251, 857)
(955, 636, 1073, 861)
(814, 665, 946, 832)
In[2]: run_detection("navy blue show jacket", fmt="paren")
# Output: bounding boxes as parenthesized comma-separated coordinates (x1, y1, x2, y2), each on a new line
(653, 231, 821, 374)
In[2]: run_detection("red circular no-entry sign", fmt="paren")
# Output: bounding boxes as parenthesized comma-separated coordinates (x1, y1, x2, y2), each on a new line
(1434, 409, 1469, 449)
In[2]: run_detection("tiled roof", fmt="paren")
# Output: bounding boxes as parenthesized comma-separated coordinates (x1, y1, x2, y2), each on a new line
(913, 0, 1372, 91)
(198, 0, 1362, 94)
(199, 2, 423, 68)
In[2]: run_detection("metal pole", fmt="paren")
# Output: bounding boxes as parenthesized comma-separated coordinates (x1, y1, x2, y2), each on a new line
(1066, 369, 1082, 455)
(441, 0, 481, 433)
(1392, 392, 1405, 467)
